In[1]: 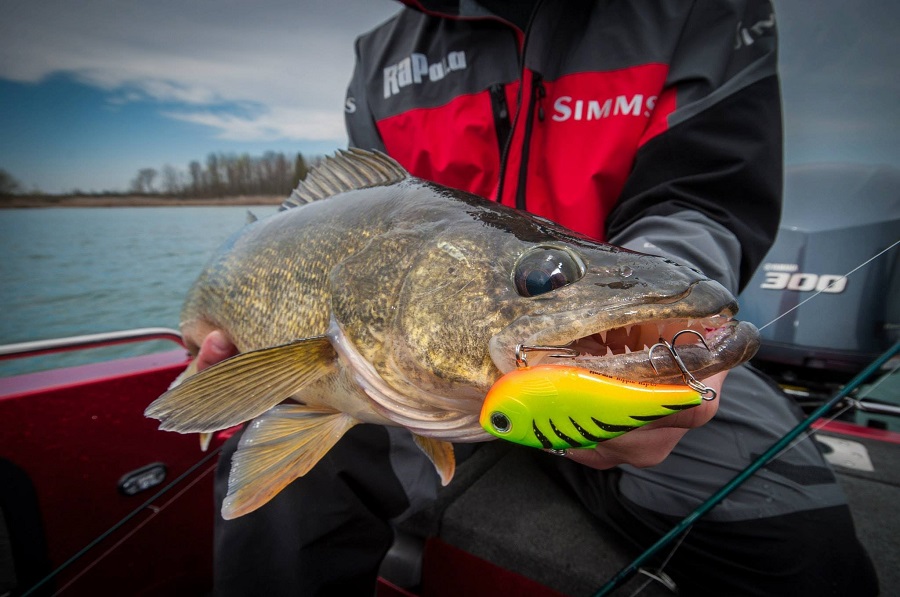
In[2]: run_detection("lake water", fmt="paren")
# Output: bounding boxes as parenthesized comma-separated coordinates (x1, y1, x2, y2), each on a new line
(0, 206, 279, 376)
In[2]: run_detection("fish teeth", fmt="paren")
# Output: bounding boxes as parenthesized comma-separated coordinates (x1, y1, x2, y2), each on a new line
(700, 314, 729, 330)
(605, 346, 614, 357)
(599, 330, 608, 344)
(624, 345, 632, 354)
(625, 325, 633, 336)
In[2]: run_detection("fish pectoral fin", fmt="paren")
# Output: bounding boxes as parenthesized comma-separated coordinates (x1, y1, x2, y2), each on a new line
(222, 404, 357, 519)
(171, 361, 211, 452)
(144, 336, 337, 433)
(412, 434, 456, 486)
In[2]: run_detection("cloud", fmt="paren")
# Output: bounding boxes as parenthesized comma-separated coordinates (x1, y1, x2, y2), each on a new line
(98, 76, 224, 106)
(1, 0, 398, 142)
(163, 106, 344, 142)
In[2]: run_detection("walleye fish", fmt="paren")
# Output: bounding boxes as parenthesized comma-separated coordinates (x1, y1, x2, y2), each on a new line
(145, 149, 758, 519)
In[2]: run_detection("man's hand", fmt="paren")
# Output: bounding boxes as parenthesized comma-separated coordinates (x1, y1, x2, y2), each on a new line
(195, 330, 238, 372)
(560, 371, 726, 469)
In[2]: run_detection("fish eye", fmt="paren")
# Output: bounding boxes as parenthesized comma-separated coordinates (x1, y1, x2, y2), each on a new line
(490, 411, 512, 434)
(514, 246, 585, 297)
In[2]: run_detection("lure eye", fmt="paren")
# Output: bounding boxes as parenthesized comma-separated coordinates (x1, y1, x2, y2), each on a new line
(514, 246, 585, 297)
(490, 412, 512, 434)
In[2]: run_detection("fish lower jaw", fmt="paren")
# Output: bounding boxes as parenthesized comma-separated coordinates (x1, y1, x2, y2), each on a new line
(569, 314, 729, 360)
(498, 312, 756, 384)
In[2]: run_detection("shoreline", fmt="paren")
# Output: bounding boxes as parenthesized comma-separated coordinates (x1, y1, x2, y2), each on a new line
(0, 195, 285, 208)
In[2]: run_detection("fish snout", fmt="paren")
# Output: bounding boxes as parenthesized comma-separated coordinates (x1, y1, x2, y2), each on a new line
(632, 250, 739, 313)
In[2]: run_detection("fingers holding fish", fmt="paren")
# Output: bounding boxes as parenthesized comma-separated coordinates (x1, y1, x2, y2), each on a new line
(196, 330, 238, 372)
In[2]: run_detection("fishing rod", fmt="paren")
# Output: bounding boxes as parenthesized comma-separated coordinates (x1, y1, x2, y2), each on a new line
(591, 238, 900, 595)
(593, 340, 900, 596)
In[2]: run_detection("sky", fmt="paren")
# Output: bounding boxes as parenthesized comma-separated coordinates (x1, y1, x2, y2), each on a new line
(0, 0, 399, 194)
(1, 0, 898, 195)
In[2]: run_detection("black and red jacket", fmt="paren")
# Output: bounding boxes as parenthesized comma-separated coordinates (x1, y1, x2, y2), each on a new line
(345, 0, 782, 290)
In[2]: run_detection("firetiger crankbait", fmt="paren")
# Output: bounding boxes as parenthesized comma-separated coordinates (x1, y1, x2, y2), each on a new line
(479, 364, 704, 451)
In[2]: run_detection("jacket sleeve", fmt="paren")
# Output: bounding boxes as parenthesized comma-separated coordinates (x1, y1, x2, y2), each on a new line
(606, 0, 782, 295)
(345, 35, 387, 152)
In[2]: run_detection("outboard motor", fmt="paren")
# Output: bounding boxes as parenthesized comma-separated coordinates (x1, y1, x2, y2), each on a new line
(738, 163, 900, 399)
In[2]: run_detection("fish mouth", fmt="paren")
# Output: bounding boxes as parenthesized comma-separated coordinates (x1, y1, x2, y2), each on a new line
(489, 297, 760, 384)
(549, 314, 758, 383)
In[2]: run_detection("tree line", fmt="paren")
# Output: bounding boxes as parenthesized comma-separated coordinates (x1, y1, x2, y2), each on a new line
(0, 169, 21, 196)
(129, 151, 313, 197)
(0, 151, 315, 199)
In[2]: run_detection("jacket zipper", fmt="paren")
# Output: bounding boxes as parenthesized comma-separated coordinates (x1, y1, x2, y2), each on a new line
(515, 71, 545, 210)
(489, 84, 512, 160)
(496, 0, 545, 209)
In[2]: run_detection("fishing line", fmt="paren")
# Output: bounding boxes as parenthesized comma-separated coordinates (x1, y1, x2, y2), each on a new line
(21, 445, 223, 597)
(597, 238, 900, 595)
(765, 359, 900, 466)
(646, 385, 883, 595)
(628, 528, 690, 596)
(729, 240, 900, 468)
(758, 238, 899, 332)
(595, 340, 900, 596)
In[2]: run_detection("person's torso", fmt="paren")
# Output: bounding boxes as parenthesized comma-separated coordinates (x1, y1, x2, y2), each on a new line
(350, 2, 693, 240)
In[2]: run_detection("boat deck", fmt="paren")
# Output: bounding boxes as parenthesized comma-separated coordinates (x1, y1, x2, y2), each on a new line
(823, 422, 900, 589)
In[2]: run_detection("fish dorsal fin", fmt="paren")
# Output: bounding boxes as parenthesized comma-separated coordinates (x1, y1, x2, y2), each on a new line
(281, 148, 409, 209)
(222, 404, 357, 519)
(144, 336, 337, 433)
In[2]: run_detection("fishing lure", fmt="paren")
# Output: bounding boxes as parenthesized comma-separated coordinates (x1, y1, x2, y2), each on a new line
(480, 334, 714, 451)
(480, 364, 703, 450)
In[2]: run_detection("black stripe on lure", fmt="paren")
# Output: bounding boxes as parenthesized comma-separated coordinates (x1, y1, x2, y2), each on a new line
(479, 331, 717, 452)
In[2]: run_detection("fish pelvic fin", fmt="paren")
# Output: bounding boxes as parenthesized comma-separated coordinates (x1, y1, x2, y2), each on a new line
(222, 404, 357, 519)
(281, 149, 409, 209)
(412, 434, 456, 487)
(144, 336, 337, 433)
(199, 432, 212, 452)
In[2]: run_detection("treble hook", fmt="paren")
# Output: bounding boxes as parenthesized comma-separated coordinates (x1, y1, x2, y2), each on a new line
(648, 329, 717, 400)
(515, 342, 579, 368)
